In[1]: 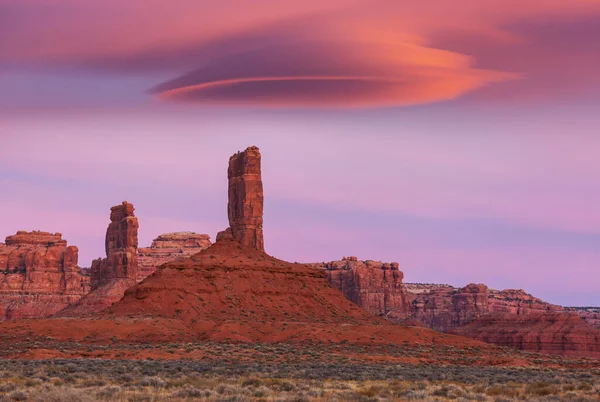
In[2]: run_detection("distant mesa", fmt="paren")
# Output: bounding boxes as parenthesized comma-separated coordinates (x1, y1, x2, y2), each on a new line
(0, 231, 89, 320)
(138, 232, 211, 281)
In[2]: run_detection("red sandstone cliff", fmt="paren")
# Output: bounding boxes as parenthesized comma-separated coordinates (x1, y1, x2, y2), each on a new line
(407, 283, 489, 332)
(59, 202, 139, 315)
(451, 312, 600, 358)
(137, 232, 211, 280)
(566, 307, 600, 329)
(401, 283, 600, 357)
(217, 146, 264, 251)
(313, 256, 410, 320)
(0, 231, 89, 320)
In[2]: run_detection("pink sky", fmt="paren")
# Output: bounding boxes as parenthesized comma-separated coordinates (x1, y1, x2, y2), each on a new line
(1, 0, 599, 306)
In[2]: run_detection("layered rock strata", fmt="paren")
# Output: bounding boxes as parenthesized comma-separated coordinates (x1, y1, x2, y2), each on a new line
(218, 146, 264, 251)
(408, 283, 489, 332)
(59, 202, 139, 315)
(314, 256, 410, 320)
(137, 232, 211, 280)
(0, 231, 90, 320)
(566, 307, 600, 329)
(451, 312, 600, 358)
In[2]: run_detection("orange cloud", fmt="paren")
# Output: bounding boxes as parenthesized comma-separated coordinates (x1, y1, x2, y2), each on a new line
(1, 0, 599, 107)
(150, 36, 515, 107)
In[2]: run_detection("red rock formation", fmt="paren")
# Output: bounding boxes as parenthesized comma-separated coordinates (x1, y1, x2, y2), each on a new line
(488, 288, 563, 315)
(0, 237, 487, 350)
(0, 231, 90, 320)
(60, 202, 139, 315)
(408, 283, 489, 332)
(403, 283, 600, 356)
(218, 146, 264, 251)
(451, 312, 600, 358)
(0, 148, 489, 352)
(315, 256, 410, 320)
(90, 201, 139, 287)
(404, 284, 565, 332)
(137, 232, 211, 280)
(566, 307, 600, 329)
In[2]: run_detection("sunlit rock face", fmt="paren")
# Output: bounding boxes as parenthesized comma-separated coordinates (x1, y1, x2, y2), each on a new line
(0, 231, 90, 320)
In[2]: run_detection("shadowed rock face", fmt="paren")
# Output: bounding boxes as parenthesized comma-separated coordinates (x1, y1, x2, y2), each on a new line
(60, 202, 139, 316)
(221, 146, 264, 251)
(137, 232, 211, 281)
(0, 231, 90, 320)
(91, 201, 139, 287)
(312, 256, 410, 320)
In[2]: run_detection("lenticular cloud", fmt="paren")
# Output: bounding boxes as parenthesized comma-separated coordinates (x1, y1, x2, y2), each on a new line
(151, 38, 515, 108)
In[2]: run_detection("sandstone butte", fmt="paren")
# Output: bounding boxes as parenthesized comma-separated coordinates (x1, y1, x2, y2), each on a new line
(0, 231, 90, 320)
(0, 146, 491, 356)
(309, 256, 410, 321)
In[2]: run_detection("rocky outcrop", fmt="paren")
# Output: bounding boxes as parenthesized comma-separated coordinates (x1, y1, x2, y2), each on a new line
(403, 283, 600, 357)
(60, 202, 139, 315)
(218, 146, 264, 251)
(137, 232, 211, 280)
(566, 307, 600, 329)
(488, 288, 563, 315)
(90, 201, 139, 287)
(408, 283, 489, 332)
(314, 256, 410, 319)
(404, 284, 564, 332)
(451, 312, 600, 358)
(0, 231, 90, 320)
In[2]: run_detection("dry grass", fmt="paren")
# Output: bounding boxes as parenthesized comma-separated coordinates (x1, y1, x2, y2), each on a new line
(0, 359, 599, 401)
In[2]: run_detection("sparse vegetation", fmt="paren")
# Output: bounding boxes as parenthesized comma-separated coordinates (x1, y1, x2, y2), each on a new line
(0, 358, 599, 401)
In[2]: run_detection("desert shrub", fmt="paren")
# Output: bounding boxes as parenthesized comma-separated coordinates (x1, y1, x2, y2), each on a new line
(278, 381, 296, 392)
(241, 378, 262, 388)
(95, 385, 122, 399)
(253, 386, 271, 397)
(0, 383, 16, 393)
(526, 382, 560, 397)
(29, 387, 94, 402)
(6, 390, 27, 401)
(138, 376, 166, 388)
(171, 386, 211, 398)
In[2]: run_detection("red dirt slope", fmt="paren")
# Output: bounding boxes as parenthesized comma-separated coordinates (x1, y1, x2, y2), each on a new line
(0, 239, 480, 348)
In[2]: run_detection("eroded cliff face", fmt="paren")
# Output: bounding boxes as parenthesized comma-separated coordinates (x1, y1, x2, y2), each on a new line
(60, 202, 139, 315)
(488, 288, 563, 315)
(218, 146, 264, 251)
(90, 202, 139, 288)
(137, 232, 211, 280)
(450, 312, 600, 358)
(407, 283, 489, 332)
(315, 256, 410, 319)
(405, 284, 565, 332)
(402, 283, 600, 356)
(565, 307, 600, 329)
(0, 231, 90, 320)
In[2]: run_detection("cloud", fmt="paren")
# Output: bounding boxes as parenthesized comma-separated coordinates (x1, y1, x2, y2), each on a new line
(3, 0, 599, 107)
(150, 36, 515, 107)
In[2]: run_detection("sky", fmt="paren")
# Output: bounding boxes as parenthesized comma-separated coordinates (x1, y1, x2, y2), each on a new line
(1, 0, 599, 306)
